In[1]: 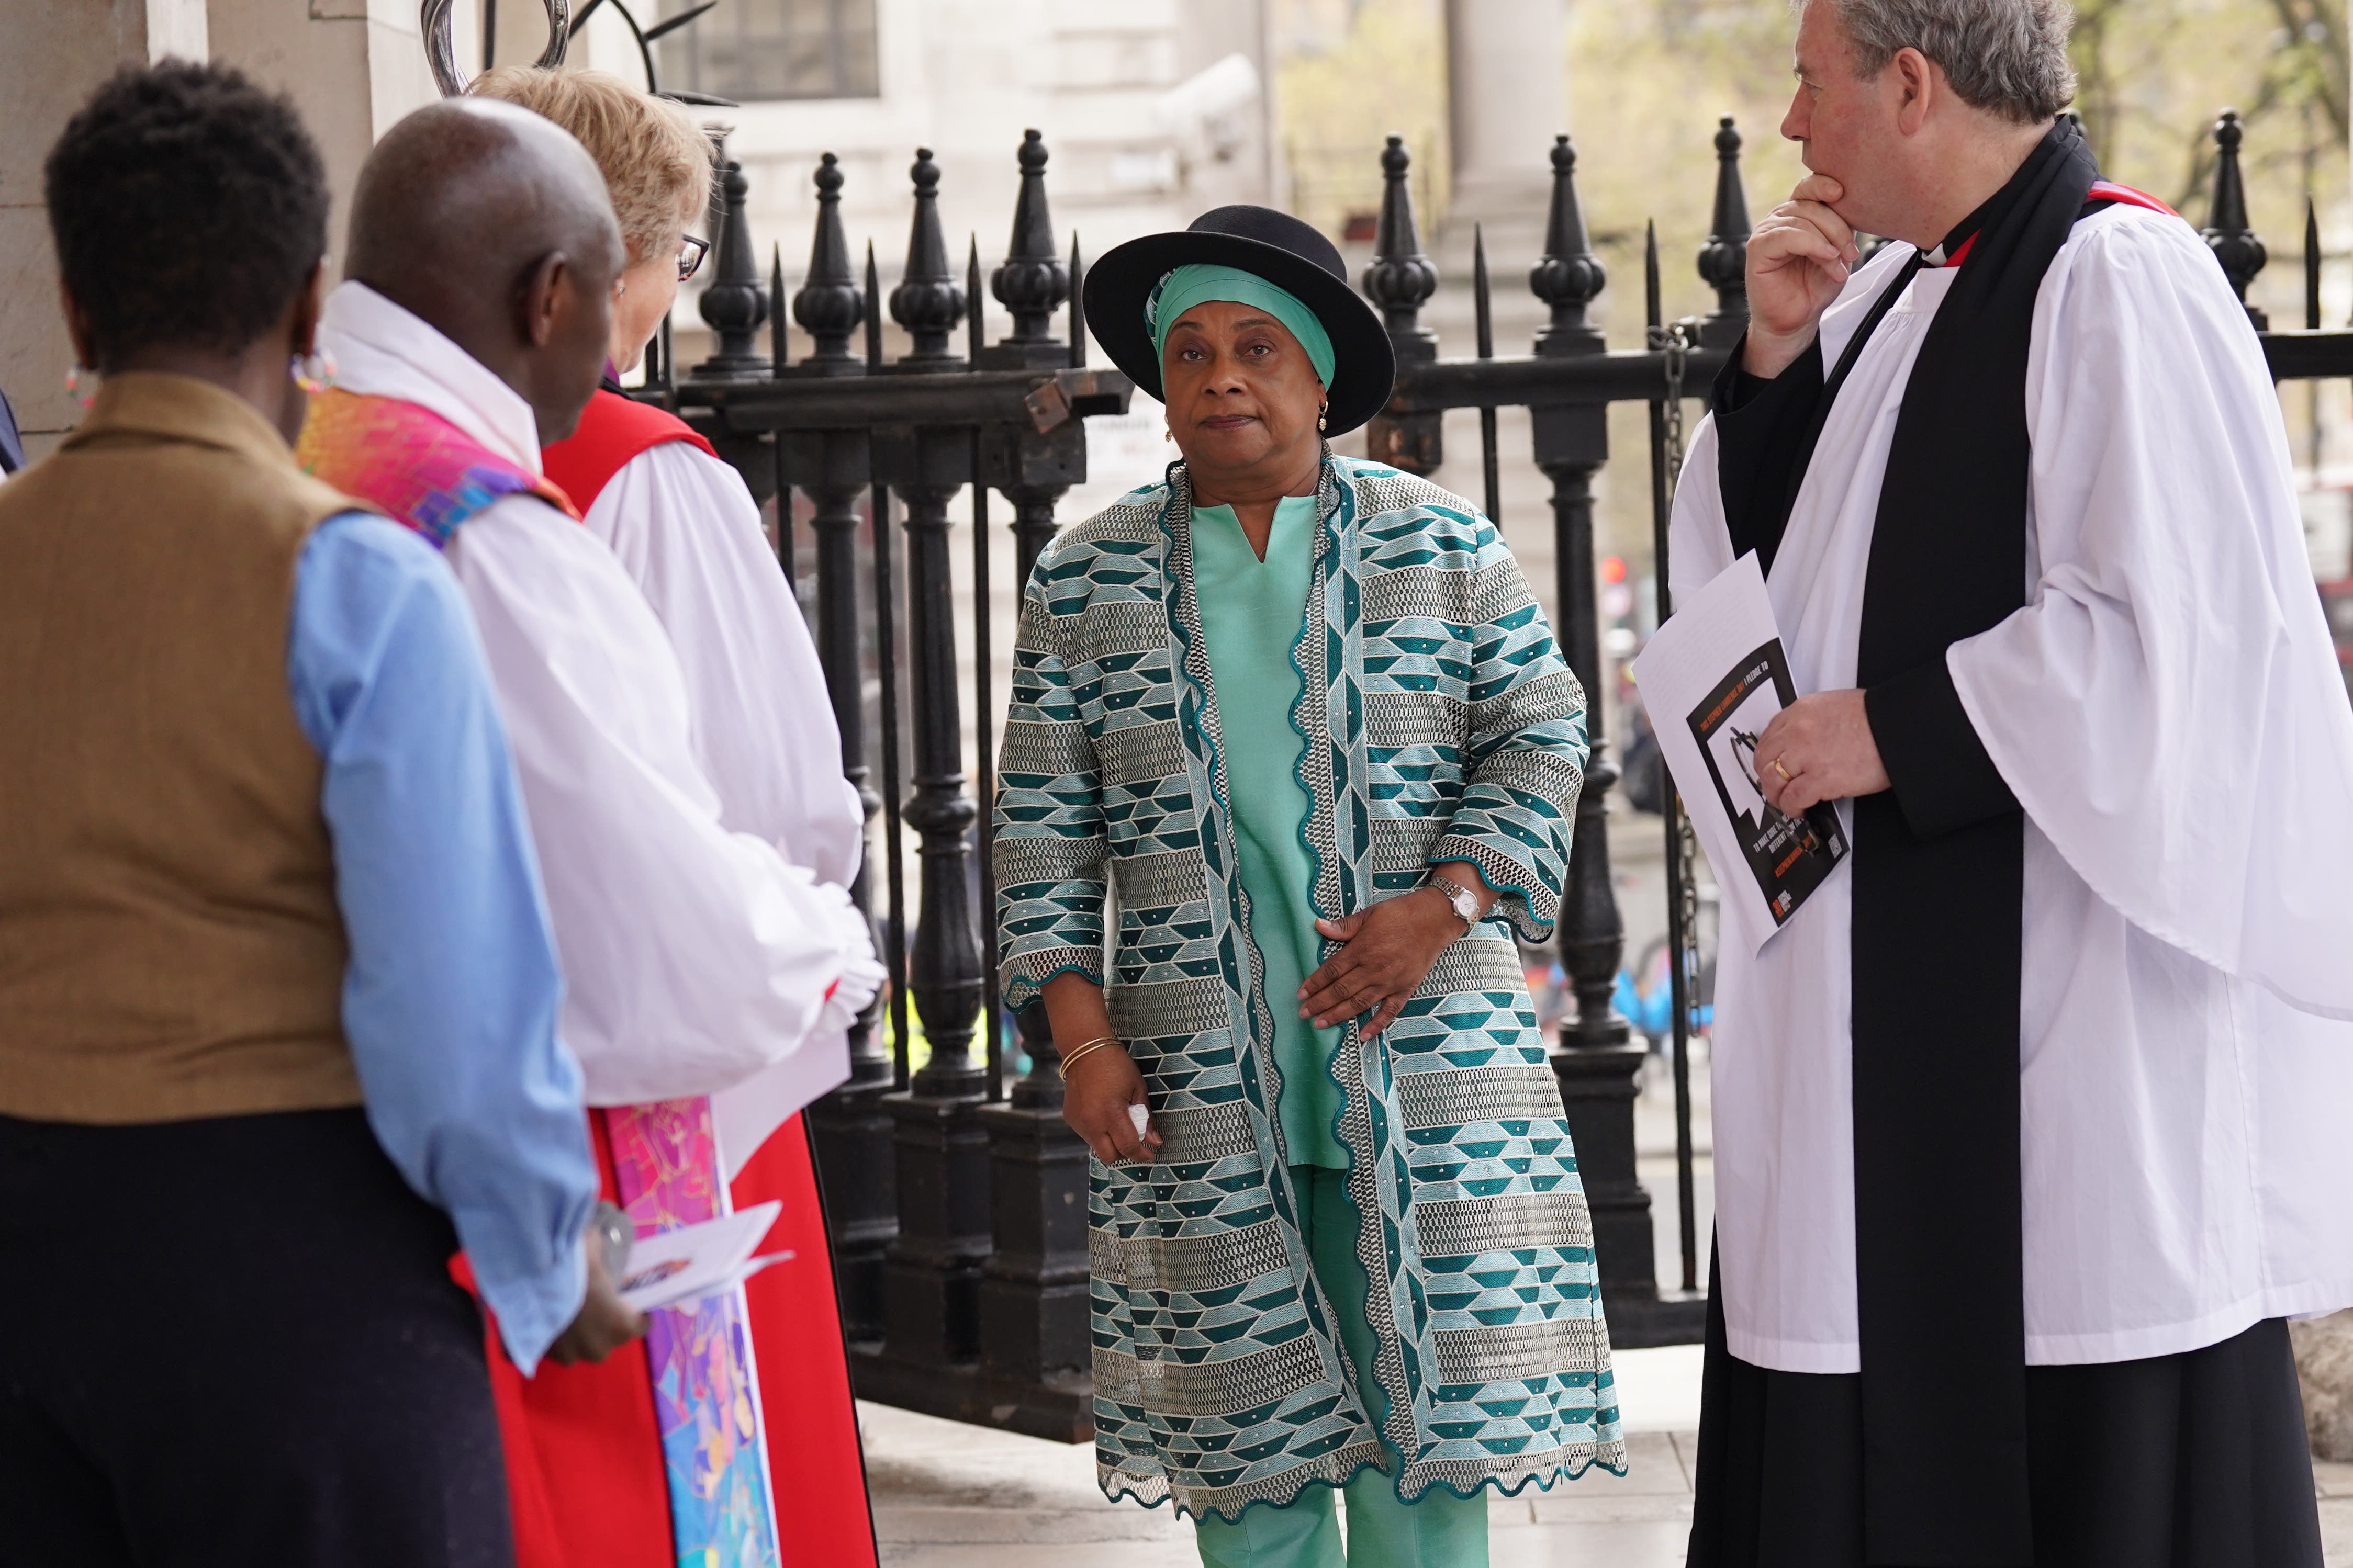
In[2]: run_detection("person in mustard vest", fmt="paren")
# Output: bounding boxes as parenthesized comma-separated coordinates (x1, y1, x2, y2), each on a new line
(0, 61, 641, 1566)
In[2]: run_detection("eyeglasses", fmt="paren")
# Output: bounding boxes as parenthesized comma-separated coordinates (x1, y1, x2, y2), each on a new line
(677, 235, 710, 281)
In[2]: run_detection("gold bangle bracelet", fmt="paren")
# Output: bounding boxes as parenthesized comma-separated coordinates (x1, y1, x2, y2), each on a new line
(1057, 1037, 1122, 1078)
(1056, 1049, 1106, 1081)
(1058, 1036, 1119, 1066)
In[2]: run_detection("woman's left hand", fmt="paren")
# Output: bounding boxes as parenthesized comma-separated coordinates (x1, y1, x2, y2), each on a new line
(1298, 889, 1464, 1040)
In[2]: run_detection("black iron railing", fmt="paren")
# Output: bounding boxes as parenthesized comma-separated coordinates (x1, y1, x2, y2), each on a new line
(646, 107, 2353, 1439)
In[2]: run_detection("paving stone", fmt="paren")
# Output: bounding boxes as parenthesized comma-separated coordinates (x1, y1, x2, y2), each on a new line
(867, 1450, 1109, 1516)
(1489, 1519, 1693, 1566)
(1611, 1344, 1708, 1434)
(864, 1373, 2353, 1565)
(2295, 1312, 2353, 1461)
(884, 1542, 1204, 1568)
(877, 1504, 1186, 1546)
(862, 1401, 1065, 1458)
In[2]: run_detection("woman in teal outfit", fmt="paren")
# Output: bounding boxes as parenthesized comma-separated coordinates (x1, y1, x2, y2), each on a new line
(994, 207, 1622, 1567)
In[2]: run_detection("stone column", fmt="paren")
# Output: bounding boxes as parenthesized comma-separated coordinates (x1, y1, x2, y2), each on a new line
(1443, 0, 1567, 245)
(5, 0, 441, 467)
(4, 0, 185, 467)
(210, 0, 441, 270)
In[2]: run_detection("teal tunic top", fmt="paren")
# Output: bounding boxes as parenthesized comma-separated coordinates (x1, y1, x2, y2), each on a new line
(1189, 495, 1346, 1169)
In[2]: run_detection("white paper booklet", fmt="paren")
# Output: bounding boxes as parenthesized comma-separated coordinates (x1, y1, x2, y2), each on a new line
(1630, 551, 1848, 952)
(614, 1199, 788, 1314)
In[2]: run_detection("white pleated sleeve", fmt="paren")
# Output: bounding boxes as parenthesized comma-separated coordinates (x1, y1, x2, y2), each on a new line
(584, 443, 865, 885)
(445, 492, 857, 1106)
(581, 442, 878, 1172)
(1952, 209, 2353, 1023)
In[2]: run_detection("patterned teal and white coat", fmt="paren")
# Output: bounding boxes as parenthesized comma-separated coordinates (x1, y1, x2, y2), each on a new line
(994, 453, 1626, 1522)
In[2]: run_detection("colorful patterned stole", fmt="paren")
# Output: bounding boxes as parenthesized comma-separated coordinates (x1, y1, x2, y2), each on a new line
(294, 388, 580, 543)
(606, 1102, 782, 1568)
(298, 386, 782, 1567)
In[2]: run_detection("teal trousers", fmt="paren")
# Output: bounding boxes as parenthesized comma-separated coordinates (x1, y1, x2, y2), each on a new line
(1192, 1167, 1489, 1568)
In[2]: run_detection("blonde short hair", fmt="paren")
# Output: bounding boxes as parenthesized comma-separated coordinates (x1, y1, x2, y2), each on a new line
(469, 66, 712, 265)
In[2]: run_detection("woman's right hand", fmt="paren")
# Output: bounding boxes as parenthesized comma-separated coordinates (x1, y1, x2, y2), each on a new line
(1062, 1043, 1162, 1166)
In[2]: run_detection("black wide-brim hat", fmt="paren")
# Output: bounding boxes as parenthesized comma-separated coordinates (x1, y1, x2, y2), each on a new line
(1084, 205, 1396, 437)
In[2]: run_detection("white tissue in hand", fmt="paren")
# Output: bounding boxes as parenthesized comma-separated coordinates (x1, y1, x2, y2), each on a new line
(805, 882, 883, 1029)
(1128, 1103, 1149, 1135)
(824, 952, 886, 1030)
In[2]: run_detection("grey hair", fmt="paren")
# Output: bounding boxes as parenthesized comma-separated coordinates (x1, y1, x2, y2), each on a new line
(1808, 0, 2077, 124)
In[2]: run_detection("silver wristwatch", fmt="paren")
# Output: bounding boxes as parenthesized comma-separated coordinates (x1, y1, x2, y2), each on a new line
(1424, 873, 1481, 934)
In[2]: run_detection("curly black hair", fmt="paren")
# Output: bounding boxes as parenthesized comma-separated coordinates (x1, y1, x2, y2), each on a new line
(44, 61, 330, 371)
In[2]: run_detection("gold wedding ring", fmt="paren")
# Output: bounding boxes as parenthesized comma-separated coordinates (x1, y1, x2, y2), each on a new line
(1771, 758, 1792, 781)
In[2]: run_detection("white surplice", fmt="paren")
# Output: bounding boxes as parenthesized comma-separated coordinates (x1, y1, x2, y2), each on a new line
(1669, 203, 2353, 1373)
(582, 439, 876, 1176)
(318, 281, 859, 1108)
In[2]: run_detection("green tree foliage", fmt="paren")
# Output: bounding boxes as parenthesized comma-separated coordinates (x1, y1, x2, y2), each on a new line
(1278, 0, 2349, 328)
(1277, 0, 1452, 239)
(2073, 0, 2344, 250)
(1273, 0, 2349, 574)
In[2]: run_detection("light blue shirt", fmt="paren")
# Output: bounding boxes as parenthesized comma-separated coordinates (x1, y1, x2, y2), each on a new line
(287, 510, 595, 1373)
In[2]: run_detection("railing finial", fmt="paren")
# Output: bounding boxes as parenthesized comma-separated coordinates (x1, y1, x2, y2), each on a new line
(1362, 134, 1439, 361)
(1696, 116, 1752, 349)
(890, 147, 968, 365)
(769, 243, 787, 377)
(989, 130, 1070, 366)
(1067, 231, 1088, 369)
(2306, 195, 2323, 332)
(2203, 109, 2269, 330)
(694, 142, 771, 378)
(793, 152, 865, 376)
(1531, 133, 1606, 357)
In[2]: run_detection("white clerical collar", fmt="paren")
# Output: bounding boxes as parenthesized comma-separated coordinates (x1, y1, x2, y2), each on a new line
(1921, 232, 1981, 270)
(317, 280, 545, 476)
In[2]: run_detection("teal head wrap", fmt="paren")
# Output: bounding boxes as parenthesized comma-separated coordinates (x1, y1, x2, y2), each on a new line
(1147, 264, 1336, 388)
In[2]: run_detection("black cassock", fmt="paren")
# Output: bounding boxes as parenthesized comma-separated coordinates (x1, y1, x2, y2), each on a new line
(1683, 122, 2325, 1568)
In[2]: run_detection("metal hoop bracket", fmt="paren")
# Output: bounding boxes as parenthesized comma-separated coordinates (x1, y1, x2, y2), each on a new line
(420, 0, 570, 97)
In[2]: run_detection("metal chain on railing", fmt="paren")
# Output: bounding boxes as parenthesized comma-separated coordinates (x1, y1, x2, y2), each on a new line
(1660, 318, 1690, 487)
(1675, 799, 1705, 1036)
(1657, 320, 1707, 1057)
(1646, 314, 1710, 1294)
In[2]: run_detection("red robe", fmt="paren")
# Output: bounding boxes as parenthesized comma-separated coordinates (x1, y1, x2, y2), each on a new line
(463, 390, 878, 1568)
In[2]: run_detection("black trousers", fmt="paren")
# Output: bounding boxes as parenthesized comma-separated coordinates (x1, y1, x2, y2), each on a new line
(0, 1109, 516, 1568)
(1688, 1289, 2325, 1568)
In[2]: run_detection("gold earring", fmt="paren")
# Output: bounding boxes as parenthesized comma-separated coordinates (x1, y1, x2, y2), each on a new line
(1164, 426, 1175, 443)
(1317, 405, 1328, 433)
